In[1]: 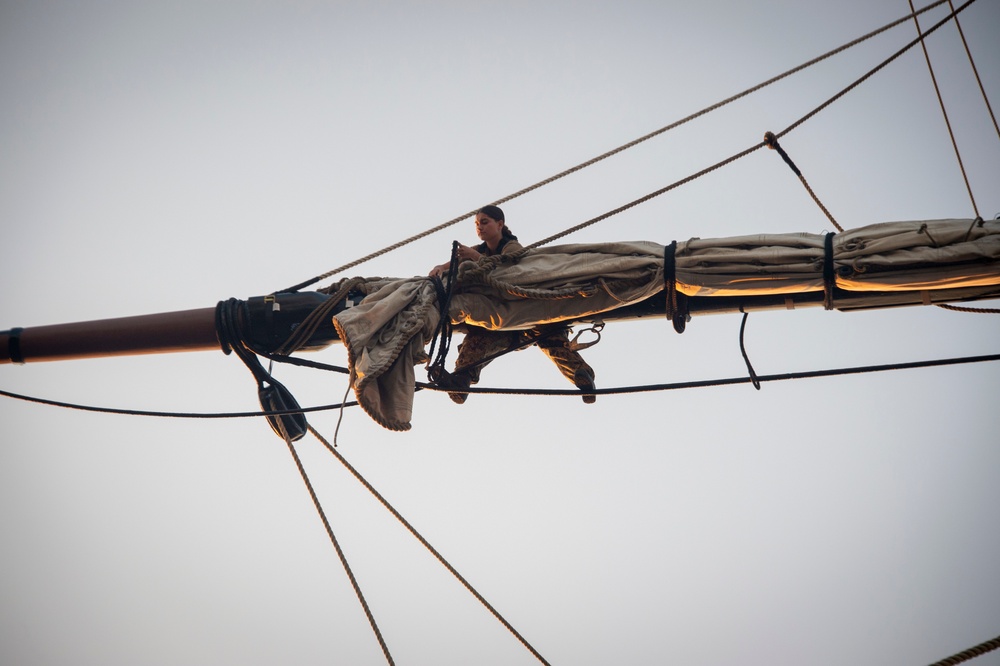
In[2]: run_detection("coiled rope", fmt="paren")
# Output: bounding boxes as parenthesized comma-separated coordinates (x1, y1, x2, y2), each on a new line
(282, 0, 951, 292)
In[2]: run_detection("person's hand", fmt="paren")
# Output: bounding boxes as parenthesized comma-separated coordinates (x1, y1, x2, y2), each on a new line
(454, 243, 482, 262)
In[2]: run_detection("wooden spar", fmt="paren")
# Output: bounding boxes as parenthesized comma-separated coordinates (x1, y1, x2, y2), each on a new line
(1, 308, 221, 365)
(2, 281, 997, 365)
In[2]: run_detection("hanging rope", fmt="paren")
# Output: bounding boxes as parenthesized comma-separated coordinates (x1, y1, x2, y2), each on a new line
(925, 634, 1000, 666)
(738, 308, 761, 390)
(529, 0, 977, 249)
(425, 243, 461, 383)
(306, 425, 552, 665)
(908, 0, 981, 219)
(281, 0, 951, 292)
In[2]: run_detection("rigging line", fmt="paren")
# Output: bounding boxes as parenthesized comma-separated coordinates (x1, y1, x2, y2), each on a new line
(415, 352, 1000, 398)
(946, 0, 1000, 142)
(775, 0, 976, 141)
(936, 302, 1000, 314)
(925, 633, 1000, 666)
(531, 0, 977, 248)
(277, 420, 395, 665)
(908, 0, 980, 218)
(307, 424, 552, 666)
(763, 131, 844, 232)
(280, 0, 950, 293)
(0, 387, 358, 419)
(6, 351, 997, 418)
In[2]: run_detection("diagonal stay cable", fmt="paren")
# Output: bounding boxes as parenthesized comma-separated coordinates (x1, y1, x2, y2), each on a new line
(945, 0, 1000, 142)
(307, 424, 552, 665)
(277, 420, 395, 665)
(282, 0, 949, 293)
(909, 0, 980, 218)
(529, 0, 978, 248)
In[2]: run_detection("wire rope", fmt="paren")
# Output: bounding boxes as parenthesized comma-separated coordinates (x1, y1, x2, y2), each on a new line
(283, 0, 951, 291)
(5, 352, 997, 417)
(529, 0, 977, 248)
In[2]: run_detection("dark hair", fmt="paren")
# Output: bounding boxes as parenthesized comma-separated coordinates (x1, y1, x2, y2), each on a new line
(478, 205, 505, 222)
(478, 204, 517, 241)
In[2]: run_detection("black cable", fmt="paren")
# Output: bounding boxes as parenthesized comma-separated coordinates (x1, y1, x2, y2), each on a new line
(4, 353, 997, 417)
(0, 387, 358, 418)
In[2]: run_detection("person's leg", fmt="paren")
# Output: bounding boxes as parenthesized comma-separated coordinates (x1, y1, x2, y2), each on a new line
(536, 329, 597, 404)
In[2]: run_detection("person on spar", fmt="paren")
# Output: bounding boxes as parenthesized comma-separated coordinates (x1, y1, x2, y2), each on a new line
(429, 205, 597, 405)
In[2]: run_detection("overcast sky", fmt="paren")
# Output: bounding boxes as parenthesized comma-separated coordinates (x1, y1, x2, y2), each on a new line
(2, 1, 999, 665)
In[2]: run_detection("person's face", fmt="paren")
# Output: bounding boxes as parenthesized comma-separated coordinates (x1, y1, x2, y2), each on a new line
(474, 212, 503, 246)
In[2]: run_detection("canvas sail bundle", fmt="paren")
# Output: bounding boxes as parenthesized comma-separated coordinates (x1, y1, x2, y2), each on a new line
(332, 218, 999, 429)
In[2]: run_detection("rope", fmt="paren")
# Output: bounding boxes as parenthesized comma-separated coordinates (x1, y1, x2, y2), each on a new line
(908, 0, 980, 218)
(763, 131, 843, 232)
(926, 634, 1000, 666)
(425, 243, 460, 382)
(0, 386, 355, 418)
(307, 425, 552, 665)
(936, 303, 1000, 314)
(274, 277, 368, 356)
(738, 309, 761, 390)
(415, 352, 1000, 398)
(945, 0, 1000, 141)
(530, 0, 976, 249)
(277, 420, 395, 665)
(281, 0, 951, 292)
(5, 352, 999, 416)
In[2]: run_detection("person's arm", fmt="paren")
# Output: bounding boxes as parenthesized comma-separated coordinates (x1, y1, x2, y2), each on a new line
(428, 243, 482, 277)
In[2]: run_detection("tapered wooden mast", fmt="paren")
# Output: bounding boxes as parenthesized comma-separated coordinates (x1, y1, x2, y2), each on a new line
(3, 281, 997, 365)
(1, 308, 220, 364)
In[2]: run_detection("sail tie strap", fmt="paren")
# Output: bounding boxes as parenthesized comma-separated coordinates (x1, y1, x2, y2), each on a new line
(4, 327, 25, 364)
(663, 241, 688, 333)
(823, 232, 837, 310)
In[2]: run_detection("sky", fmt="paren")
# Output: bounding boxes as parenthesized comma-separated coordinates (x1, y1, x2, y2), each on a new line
(1, 1, 999, 664)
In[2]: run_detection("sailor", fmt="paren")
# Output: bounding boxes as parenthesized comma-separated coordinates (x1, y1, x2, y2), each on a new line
(429, 205, 597, 404)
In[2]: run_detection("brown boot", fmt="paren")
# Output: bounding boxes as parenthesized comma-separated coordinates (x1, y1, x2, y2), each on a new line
(448, 372, 472, 405)
(574, 367, 597, 404)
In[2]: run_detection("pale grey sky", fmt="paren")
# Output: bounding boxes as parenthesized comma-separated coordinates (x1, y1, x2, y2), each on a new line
(2, 1, 999, 664)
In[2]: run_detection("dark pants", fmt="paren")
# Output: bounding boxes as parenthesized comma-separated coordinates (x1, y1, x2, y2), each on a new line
(453, 326, 594, 387)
